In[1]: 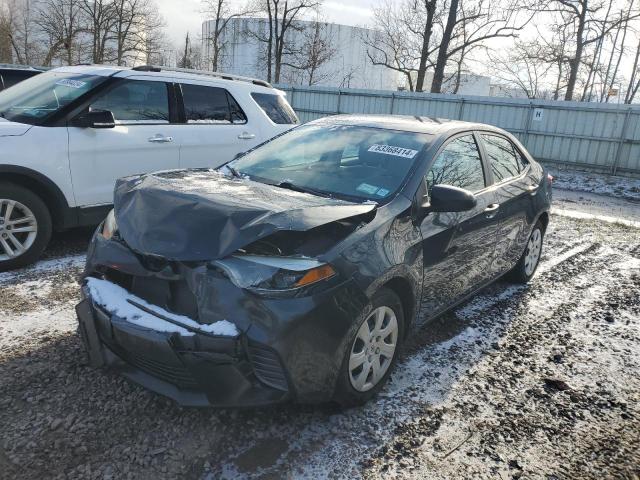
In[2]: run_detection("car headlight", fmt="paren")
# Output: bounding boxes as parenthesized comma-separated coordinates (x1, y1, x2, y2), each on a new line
(101, 209, 118, 240)
(212, 255, 336, 292)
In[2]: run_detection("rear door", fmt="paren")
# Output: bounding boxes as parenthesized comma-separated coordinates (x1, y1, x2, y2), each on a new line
(419, 133, 500, 314)
(68, 78, 180, 206)
(175, 82, 262, 169)
(478, 133, 538, 276)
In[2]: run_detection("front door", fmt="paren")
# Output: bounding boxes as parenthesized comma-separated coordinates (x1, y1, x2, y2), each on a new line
(419, 133, 500, 315)
(68, 79, 180, 206)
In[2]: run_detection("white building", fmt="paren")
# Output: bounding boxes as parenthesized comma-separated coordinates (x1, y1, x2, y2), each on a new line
(202, 17, 399, 90)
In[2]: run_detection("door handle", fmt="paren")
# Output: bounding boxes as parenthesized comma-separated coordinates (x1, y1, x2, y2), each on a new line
(484, 203, 500, 218)
(148, 134, 173, 143)
(238, 131, 256, 140)
(526, 184, 539, 195)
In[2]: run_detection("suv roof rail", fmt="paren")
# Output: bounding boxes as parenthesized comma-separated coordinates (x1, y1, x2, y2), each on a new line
(130, 65, 273, 88)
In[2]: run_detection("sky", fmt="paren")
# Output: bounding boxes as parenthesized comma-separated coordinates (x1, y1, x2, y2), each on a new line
(155, 0, 378, 47)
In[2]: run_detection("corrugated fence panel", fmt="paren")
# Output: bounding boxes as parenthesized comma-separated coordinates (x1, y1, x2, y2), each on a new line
(277, 85, 640, 174)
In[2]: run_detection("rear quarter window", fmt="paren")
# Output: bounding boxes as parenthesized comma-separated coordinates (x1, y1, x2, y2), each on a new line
(481, 134, 522, 182)
(251, 92, 298, 124)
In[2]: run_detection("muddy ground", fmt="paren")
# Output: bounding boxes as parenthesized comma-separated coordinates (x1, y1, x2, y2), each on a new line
(0, 196, 638, 480)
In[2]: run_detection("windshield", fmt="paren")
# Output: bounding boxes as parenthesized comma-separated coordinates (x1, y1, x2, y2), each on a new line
(0, 71, 107, 125)
(229, 124, 431, 201)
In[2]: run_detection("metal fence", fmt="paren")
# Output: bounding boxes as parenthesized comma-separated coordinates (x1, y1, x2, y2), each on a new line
(276, 84, 640, 175)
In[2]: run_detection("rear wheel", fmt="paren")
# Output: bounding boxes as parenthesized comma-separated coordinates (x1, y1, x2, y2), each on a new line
(334, 288, 405, 407)
(508, 220, 545, 283)
(0, 183, 52, 272)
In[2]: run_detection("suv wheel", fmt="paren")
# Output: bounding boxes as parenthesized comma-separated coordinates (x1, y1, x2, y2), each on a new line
(333, 288, 405, 407)
(0, 183, 52, 272)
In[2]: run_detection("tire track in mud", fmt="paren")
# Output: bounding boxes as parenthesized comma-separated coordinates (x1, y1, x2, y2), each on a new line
(360, 235, 639, 478)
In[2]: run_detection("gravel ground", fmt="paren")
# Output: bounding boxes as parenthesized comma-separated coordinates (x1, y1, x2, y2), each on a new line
(0, 196, 639, 480)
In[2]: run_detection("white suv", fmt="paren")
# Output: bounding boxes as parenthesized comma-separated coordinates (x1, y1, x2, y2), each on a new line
(0, 65, 299, 271)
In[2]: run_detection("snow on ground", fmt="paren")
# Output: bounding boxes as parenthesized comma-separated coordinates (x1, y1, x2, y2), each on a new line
(544, 164, 640, 202)
(0, 186, 638, 479)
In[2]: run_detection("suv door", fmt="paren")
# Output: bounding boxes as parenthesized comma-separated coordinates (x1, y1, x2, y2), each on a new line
(419, 133, 500, 315)
(478, 133, 538, 275)
(68, 79, 180, 206)
(176, 83, 261, 168)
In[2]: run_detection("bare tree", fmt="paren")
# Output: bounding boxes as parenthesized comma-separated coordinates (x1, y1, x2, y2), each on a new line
(248, 0, 320, 83)
(431, 0, 530, 93)
(177, 31, 203, 69)
(80, 0, 116, 63)
(36, 0, 84, 66)
(488, 41, 554, 98)
(625, 36, 640, 103)
(202, 0, 254, 71)
(281, 19, 335, 85)
(363, 0, 424, 91)
(0, 1, 13, 62)
(538, 0, 640, 101)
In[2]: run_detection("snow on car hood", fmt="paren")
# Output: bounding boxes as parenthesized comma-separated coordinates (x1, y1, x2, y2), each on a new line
(0, 119, 32, 137)
(113, 169, 377, 261)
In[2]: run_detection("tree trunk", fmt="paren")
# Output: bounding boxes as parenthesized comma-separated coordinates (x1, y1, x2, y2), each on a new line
(431, 0, 458, 93)
(415, 0, 436, 92)
(564, 5, 586, 101)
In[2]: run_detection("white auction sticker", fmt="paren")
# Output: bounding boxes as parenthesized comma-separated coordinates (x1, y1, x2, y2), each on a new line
(55, 79, 87, 89)
(368, 144, 419, 159)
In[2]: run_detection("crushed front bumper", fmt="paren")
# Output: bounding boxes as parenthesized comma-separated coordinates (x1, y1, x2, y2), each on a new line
(76, 291, 290, 407)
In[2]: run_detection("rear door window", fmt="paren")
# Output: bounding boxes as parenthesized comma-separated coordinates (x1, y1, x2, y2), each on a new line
(90, 80, 170, 124)
(251, 92, 298, 124)
(427, 134, 486, 193)
(181, 84, 247, 124)
(481, 134, 522, 182)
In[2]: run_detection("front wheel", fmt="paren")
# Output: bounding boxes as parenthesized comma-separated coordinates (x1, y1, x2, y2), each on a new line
(0, 183, 52, 272)
(508, 220, 545, 283)
(333, 288, 405, 407)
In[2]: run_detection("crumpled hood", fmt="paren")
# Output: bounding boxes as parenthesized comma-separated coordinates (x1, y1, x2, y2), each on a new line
(0, 119, 32, 137)
(114, 169, 377, 261)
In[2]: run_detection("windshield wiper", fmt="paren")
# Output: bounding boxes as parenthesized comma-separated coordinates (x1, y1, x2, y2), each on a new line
(276, 181, 333, 198)
(223, 164, 242, 178)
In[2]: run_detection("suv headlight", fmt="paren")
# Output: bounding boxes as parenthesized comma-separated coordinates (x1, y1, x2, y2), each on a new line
(101, 209, 118, 240)
(212, 255, 336, 292)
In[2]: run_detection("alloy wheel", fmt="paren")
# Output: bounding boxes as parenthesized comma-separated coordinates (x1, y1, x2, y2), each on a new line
(524, 228, 542, 276)
(0, 199, 38, 262)
(348, 306, 399, 392)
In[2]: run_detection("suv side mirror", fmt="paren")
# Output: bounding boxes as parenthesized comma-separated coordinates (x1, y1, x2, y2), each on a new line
(73, 109, 116, 129)
(422, 184, 477, 213)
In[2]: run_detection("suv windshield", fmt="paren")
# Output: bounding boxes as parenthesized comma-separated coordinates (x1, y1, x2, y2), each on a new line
(229, 124, 431, 201)
(0, 71, 107, 125)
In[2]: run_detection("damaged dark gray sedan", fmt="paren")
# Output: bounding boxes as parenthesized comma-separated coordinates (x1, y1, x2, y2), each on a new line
(76, 115, 552, 407)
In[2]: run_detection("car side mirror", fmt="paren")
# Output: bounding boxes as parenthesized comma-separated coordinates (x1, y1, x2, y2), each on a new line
(422, 184, 477, 213)
(73, 109, 116, 129)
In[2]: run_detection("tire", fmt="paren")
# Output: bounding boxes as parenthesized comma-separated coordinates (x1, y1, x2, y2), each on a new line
(333, 287, 405, 407)
(0, 182, 52, 272)
(507, 220, 545, 284)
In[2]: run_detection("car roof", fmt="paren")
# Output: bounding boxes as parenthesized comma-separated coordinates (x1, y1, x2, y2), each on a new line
(50, 65, 279, 94)
(308, 114, 508, 137)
